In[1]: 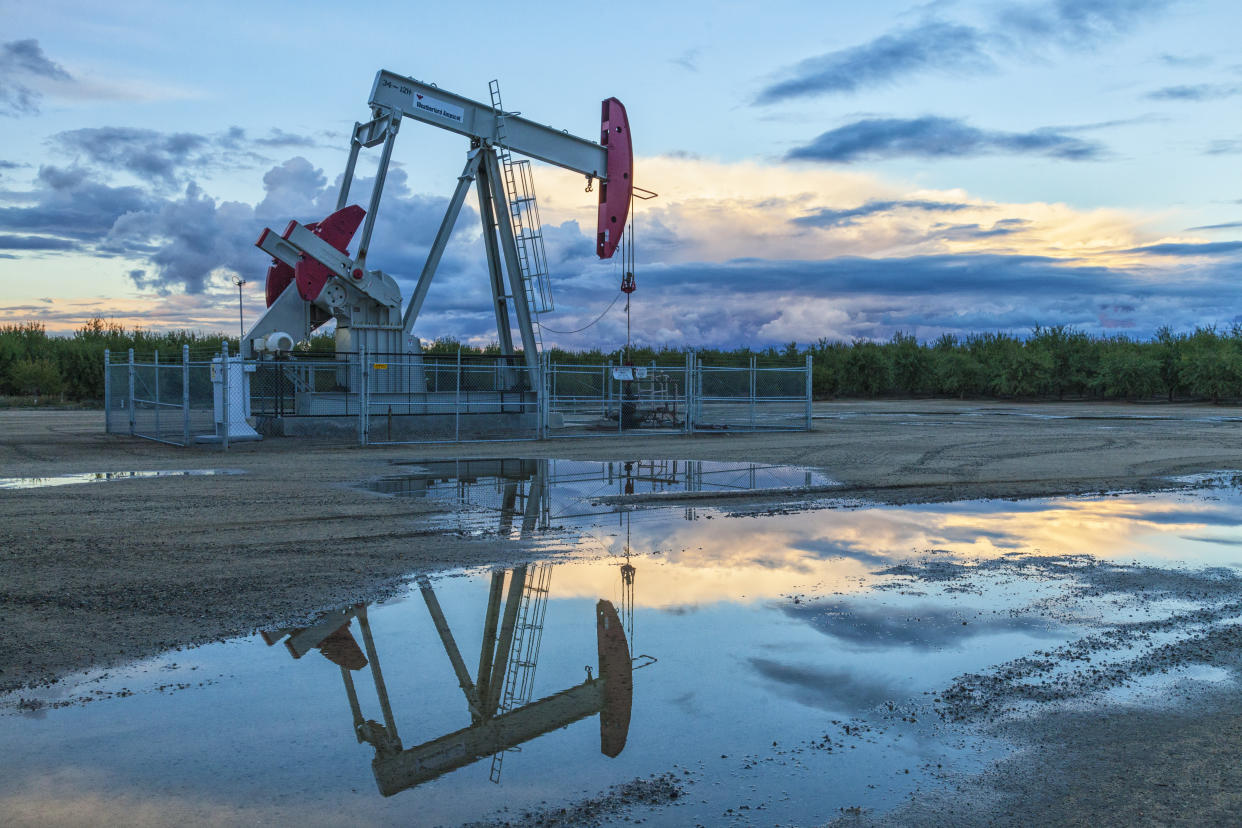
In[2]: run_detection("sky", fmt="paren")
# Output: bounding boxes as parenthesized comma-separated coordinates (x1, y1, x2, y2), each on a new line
(1, 0, 1240, 350)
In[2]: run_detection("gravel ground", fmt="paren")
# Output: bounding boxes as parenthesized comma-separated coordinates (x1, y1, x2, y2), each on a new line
(6, 401, 1242, 825)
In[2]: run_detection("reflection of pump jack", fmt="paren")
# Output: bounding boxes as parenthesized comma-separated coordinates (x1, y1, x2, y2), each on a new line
(263, 575, 634, 797)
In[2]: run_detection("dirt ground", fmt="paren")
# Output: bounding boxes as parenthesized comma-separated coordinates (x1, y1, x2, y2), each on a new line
(5, 400, 1242, 824)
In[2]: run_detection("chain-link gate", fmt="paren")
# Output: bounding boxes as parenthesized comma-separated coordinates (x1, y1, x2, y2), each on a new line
(104, 347, 219, 446)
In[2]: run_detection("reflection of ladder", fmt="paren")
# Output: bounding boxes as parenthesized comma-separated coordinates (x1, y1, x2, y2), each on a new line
(489, 80, 554, 337)
(489, 562, 553, 782)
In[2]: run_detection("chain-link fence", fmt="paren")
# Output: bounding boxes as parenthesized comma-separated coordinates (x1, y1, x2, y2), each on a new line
(544, 356, 692, 438)
(106, 348, 812, 448)
(691, 356, 814, 431)
(360, 351, 539, 445)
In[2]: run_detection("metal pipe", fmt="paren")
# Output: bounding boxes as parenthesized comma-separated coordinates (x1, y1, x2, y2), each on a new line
(402, 152, 482, 336)
(418, 576, 483, 717)
(357, 606, 400, 743)
(485, 566, 528, 716)
(336, 126, 363, 211)
(353, 116, 400, 273)
(340, 665, 366, 743)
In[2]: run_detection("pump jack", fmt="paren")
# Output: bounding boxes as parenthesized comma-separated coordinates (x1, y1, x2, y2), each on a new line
(244, 69, 633, 403)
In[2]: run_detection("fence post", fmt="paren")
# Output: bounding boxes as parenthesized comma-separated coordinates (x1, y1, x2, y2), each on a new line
(359, 344, 369, 446)
(683, 350, 692, 434)
(183, 345, 191, 446)
(537, 350, 546, 440)
(749, 355, 757, 429)
(805, 353, 813, 430)
(455, 347, 461, 442)
(104, 349, 111, 434)
(696, 358, 703, 423)
(220, 342, 230, 451)
(154, 349, 160, 440)
(127, 348, 136, 436)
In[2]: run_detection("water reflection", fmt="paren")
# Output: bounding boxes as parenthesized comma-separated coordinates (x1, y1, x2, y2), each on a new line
(263, 564, 647, 797)
(0, 469, 245, 489)
(365, 459, 835, 534)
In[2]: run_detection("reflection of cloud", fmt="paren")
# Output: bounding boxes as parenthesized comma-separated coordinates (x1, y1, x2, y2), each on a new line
(749, 657, 901, 712)
(544, 496, 1242, 608)
(0, 766, 347, 828)
(782, 602, 1057, 650)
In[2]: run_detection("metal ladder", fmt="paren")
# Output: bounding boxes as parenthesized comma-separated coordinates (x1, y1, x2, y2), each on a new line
(489, 80, 554, 343)
(489, 561, 553, 782)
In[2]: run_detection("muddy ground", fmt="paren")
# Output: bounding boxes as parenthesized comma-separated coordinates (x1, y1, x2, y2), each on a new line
(5, 400, 1242, 824)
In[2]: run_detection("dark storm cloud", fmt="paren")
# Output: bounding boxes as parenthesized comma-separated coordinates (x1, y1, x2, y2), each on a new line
(748, 657, 901, 713)
(792, 199, 973, 229)
(1145, 83, 1241, 101)
(786, 117, 1104, 163)
(755, 21, 990, 103)
(1125, 240, 1242, 256)
(0, 39, 72, 117)
(756, 0, 1173, 103)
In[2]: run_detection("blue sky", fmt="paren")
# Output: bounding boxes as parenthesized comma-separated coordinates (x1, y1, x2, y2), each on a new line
(1, 0, 1240, 348)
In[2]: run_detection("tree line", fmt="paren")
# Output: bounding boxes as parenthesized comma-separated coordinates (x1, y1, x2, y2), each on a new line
(4, 319, 1242, 404)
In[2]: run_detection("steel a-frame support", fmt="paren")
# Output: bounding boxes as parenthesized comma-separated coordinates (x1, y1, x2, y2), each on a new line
(397, 145, 541, 390)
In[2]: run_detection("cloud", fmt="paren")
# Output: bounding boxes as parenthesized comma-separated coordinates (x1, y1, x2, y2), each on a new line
(1124, 240, 1242, 256)
(252, 128, 320, 148)
(1187, 221, 1242, 231)
(756, 1, 1174, 102)
(755, 21, 989, 103)
(1145, 83, 1241, 101)
(1206, 138, 1242, 155)
(786, 116, 1104, 163)
(670, 49, 700, 72)
(792, 198, 974, 229)
(0, 165, 155, 240)
(0, 233, 77, 250)
(995, 0, 1175, 47)
(0, 38, 71, 116)
(56, 127, 214, 187)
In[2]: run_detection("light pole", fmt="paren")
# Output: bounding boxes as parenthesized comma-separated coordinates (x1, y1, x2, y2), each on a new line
(232, 275, 247, 343)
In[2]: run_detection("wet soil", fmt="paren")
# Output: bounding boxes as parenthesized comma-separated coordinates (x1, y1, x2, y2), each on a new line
(4, 401, 1242, 693)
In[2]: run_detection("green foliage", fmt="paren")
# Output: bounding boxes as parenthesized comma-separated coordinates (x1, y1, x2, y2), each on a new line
(9, 358, 62, 401)
(8, 317, 1242, 405)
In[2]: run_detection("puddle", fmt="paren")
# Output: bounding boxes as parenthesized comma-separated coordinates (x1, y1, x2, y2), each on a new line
(364, 459, 838, 536)
(0, 469, 245, 489)
(7, 466, 1242, 824)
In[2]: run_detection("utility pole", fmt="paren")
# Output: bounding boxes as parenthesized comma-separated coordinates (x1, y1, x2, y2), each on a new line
(232, 275, 247, 342)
